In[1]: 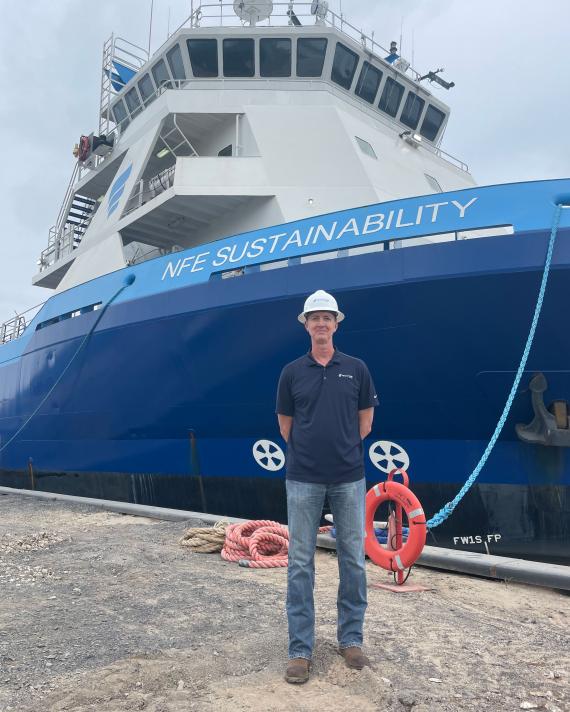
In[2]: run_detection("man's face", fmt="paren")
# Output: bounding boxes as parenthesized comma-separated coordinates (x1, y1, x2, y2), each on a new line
(305, 311, 338, 344)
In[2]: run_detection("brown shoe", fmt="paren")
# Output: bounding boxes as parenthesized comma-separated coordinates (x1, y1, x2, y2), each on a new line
(285, 658, 311, 684)
(339, 647, 369, 670)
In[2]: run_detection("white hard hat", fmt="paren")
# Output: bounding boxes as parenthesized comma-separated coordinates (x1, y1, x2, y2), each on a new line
(297, 290, 345, 323)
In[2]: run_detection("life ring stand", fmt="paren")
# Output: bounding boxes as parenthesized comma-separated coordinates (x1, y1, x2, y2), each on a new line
(365, 470, 427, 575)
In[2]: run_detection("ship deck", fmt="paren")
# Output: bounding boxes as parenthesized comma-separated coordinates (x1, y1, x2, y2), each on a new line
(0, 492, 568, 711)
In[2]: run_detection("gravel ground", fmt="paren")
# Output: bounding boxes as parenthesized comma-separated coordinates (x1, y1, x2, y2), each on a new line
(0, 492, 568, 712)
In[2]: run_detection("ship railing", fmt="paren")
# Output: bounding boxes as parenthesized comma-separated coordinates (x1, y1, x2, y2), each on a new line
(38, 224, 77, 272)
(157, 3, 420, 80)
(0, 302, 45, 344)
(124, 164, 176, 216)
(127, 245, 180, 266)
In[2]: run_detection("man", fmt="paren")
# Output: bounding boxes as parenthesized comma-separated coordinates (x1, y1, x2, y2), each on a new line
(276, 289, 379, 684)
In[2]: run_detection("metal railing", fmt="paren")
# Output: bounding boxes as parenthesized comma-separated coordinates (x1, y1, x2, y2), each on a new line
(38, 224, 78, 271)
(124, 164, 176, 216)
(0, 302, 46, 344)
(0, 316, 26, 344)
(159, 3, 418, 78)
(126, 244, 181, 266)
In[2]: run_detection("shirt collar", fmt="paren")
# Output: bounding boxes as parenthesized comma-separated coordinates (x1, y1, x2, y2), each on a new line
(305, 348, 341, 367)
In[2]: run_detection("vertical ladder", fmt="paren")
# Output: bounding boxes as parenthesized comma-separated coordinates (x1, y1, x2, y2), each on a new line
(99, 34, 115, 137)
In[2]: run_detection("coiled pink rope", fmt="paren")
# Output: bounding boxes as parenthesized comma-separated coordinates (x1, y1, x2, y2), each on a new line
(221, 520, 333, 569)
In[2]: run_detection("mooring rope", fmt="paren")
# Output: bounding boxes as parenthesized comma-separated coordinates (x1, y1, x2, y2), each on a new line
(222, 520, 290, 568)
(427, 203, 565, 529)
(180, 520, 333, 568)
(179, 520, 229, 553)
(0, 275, 135, 457)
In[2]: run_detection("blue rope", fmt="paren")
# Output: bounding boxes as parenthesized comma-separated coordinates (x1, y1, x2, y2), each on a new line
(426, 204, 564, 529)
(0, 275, 135, 457)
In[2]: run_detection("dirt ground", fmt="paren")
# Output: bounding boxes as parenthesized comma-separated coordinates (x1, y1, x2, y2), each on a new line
(0, 492, 568, 712)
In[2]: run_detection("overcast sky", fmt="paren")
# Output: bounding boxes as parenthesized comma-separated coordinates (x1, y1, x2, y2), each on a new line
(0, 0, 568, 320)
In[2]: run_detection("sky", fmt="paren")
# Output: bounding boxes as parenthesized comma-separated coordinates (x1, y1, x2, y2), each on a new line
(0, 0, 569, 320)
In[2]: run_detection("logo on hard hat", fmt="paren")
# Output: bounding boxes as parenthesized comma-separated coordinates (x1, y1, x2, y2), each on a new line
(297, 290, 345, 323)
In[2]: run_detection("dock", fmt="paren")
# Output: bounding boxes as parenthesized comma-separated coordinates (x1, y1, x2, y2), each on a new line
(0, 491, 568, 711)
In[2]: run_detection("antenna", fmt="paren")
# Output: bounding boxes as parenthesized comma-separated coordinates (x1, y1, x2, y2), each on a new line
(418, 68, 455, 90)
(233, 0, 274, 25)
(148, 0, 154, 57)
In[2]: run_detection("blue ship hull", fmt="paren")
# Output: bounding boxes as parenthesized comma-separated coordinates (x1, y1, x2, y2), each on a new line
(1, 182, 569, 562)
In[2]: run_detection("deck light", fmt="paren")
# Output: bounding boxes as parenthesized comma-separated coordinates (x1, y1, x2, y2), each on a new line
(399, 130, 422, 147)
(156, 147, 170, 158)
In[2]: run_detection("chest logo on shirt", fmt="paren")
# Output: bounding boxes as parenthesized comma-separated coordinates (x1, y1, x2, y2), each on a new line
(338, 373, 353, 379)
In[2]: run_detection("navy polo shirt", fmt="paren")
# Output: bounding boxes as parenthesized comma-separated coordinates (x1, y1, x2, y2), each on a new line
(276, 350, 379, 484)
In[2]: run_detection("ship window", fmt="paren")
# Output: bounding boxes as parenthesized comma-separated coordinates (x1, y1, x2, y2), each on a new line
(378, 77, 404, 117)
(166, 44, 186, 81)
(223, 38, 255, 77)
(218, 144, 232, 156)
(36, 302, 103, 331)
(355, 136, 377, 159)
(355, 62, 382, 103)
(400, 92, 425, 129)
(137, 73, 156, 106)
(260, 38, 291, 77)
(112, 100, 129, 128)
(425, 174, 443, 192)
(124, 88, 143, 118)
(296, 38, 328, 77)
(331, 42, 359, 90)
(151, 59, 172, 90)
(187, 39, 218, 77)
(420, 104, 446, 141)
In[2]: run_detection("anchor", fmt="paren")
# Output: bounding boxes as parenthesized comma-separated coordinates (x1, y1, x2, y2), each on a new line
(515, 373, 570, 447)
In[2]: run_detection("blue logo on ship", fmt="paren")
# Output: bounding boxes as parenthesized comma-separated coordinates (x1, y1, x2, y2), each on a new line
(107, 163, 133, 217)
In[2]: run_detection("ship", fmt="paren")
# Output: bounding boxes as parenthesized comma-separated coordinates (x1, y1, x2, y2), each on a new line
(1, 1, 568, 563)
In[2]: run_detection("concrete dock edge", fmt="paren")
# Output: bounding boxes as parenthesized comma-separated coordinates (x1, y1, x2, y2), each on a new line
(2, 485, 569, 591)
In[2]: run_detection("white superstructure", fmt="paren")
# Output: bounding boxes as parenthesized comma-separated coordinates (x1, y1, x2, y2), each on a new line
(34, 2, 475, 292)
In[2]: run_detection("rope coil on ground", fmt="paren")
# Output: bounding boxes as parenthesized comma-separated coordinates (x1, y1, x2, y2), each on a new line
(180, 521, 333, 567)
(222, 520, 289, 568)
(179, 520, 229, 553)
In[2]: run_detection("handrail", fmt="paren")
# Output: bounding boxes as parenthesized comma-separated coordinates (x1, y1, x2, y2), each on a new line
(124, 164, 176, 216)
(1, 301, 46, 344)
(151, 3, 419, 78)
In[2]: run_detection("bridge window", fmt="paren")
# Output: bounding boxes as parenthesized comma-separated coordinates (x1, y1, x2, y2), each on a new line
(400, 92, 425, 129)
(187, 39, 219, 77)
(166, 44, 186, 81)
(297, 38, 327, 77)
(151, 59, 172, 90)
(223, 38, 255, 77)
(260, 38, 291, 77)
(420, 104, 446, 141)
(137, 73, 156, 106)
(112, 100, 129, 128)
(218, 144, 233, 156)
(125, 88, 143, 118)
(355, 61, 382, 103)
(331, 42, 359, 90)
(378, 77, 404, 117)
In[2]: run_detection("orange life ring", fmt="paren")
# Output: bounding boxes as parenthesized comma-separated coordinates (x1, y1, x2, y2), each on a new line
(365, 480, 427, 571)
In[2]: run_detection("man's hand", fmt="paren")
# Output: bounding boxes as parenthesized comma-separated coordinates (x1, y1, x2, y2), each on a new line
(277, 414, 293, 443)
(358, 408, 374, 440)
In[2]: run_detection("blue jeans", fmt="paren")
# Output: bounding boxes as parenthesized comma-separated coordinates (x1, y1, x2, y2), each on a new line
(286, 477, 367, 660)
